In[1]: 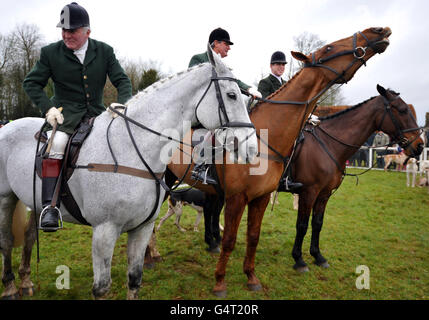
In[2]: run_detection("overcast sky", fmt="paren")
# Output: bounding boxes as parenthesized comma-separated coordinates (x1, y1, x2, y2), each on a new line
(1, 0, 427, 126)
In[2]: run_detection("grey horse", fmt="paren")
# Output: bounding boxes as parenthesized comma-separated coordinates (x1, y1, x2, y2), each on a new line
(0, 45, 258, 299)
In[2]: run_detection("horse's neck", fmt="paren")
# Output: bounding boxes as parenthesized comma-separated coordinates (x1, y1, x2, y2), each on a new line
(319, 100, 378, 161)
(251, 69, 327, 156)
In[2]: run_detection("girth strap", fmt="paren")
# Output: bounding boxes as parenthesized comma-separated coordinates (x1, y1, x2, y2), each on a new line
(78, 163, 164, 180)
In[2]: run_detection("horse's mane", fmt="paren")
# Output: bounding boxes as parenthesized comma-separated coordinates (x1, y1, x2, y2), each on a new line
(317, 96, 378, 121)
(129, 63, 207, 103)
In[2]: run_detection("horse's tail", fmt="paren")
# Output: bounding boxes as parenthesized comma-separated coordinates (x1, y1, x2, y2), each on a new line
(12, 200, 29, 248)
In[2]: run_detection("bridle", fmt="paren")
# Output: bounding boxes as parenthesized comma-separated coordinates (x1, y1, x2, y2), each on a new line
(301, 93, 423, 175)
(377, 94, 423, 152)
(195, 68, 255, 130)
(303, 31, 387, 83)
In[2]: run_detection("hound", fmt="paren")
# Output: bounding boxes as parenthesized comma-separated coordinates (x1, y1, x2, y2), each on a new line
(406, 158, 418, 187)
(383, 153, 407, 171)
(156, 189, 223, 233)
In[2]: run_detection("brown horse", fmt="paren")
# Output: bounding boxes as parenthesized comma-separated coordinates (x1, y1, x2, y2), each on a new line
(165, 27, 394, 297)
(289, 84, 424, 273)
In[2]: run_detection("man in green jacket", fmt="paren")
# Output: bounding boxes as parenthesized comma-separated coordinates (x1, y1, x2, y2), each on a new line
(258, 51, 303, 193)
(23, 2, 132, 232)
(189, 28, 261, 184)
(258, 51, 287, 98)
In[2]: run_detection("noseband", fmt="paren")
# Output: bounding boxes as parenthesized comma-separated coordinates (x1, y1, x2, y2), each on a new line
(378, 95, 423, 150)
(304, 31, 388, 83)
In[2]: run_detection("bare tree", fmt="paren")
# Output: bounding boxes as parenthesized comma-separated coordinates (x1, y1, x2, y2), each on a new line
(0, 24, 43, 120)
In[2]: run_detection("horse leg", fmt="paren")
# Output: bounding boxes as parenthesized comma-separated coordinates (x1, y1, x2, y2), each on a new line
(91, 222, 120, 299)
(243, 194, 271, 291)
(292, 191, 315, 273)
(18, 212, 36, 297)
(126, 221, 155, 300)
(211, 196, 224, 247)
(310, 195, 330, 268)
(0, 194, 20, 300)
(144, 228, 163, 269)
(213, 192, 247, 297)
(203, 194, 220, 253)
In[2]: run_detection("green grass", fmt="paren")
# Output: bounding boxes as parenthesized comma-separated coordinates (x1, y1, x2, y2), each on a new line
(8, 169, 429, 300)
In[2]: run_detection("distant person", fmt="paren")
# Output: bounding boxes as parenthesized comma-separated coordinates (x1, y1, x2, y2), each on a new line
(372, 131, 390, 168)
(23, 2, 132, 232)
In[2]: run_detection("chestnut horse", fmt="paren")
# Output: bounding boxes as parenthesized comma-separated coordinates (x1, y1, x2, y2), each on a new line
(164, 27, 394, 297)
(289, 84, 423, 272)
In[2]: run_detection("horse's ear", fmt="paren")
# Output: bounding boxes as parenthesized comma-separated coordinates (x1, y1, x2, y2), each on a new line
(291, 51, 310, 63)
(207, 42, 216, 67)
(377, 84, 387, 97)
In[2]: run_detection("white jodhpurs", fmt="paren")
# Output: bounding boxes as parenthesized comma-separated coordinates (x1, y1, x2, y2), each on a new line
(46, 130, 70, 159)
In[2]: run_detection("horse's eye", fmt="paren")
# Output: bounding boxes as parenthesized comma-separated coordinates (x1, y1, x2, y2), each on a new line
(227, 92, 237, 100)
(326, 46, 333, 52)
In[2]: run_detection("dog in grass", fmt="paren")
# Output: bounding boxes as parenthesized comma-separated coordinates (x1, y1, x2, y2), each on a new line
(383, 153, 407, 171)
(156, 189, 223, 233)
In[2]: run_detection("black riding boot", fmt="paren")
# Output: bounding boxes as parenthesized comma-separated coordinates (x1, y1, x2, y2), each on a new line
(191, 162, 217, 185)
(40, 158, 62, 232)
(277, 176, 303, 193)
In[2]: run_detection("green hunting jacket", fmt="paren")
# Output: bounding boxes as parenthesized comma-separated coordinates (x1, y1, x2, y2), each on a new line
(188, 52, 251, 93)
(258, 74, 286, 98)
(23, 38, 132, 134)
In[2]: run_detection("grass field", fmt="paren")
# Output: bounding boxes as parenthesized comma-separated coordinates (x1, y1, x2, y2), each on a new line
(9, 168, 429, 300)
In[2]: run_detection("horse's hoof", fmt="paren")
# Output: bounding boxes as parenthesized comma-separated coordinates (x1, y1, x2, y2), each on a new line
(315, 261, 330, 268)
(206, 246, 220, 254)
(19, 286, 35, 297)
(293, 264, 310, 273)
(247, 283, 262, 291)
(213, 289, 227, 298)
(152, 256, 163, 263)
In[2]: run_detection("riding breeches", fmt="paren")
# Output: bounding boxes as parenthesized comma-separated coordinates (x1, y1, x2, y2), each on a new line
(46, 130, 70, 159)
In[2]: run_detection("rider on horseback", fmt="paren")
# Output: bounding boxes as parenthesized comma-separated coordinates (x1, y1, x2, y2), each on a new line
(23, 2, 132, 232)
(258, 51, 310, 193)
(189, 28, 262, 185)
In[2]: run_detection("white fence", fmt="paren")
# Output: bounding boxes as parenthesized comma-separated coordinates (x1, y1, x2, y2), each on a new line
(346, 147, 429, 172)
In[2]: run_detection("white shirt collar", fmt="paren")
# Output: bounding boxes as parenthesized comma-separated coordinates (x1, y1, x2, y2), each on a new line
(73, 39, 89, 64)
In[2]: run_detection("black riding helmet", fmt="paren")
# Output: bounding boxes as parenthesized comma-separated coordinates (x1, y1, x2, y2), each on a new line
(270, 51, 287, 65)
(56, 2, 90, 29)
(209, 28, 234, 45)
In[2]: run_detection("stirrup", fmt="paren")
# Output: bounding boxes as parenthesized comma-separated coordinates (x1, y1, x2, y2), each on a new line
(39, 206, 63, 232)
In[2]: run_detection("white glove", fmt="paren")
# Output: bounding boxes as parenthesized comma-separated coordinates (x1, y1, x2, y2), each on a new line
(308, 114, 320, 126)
(46, 107, 64, 127)
(248, 87, 262, 99)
